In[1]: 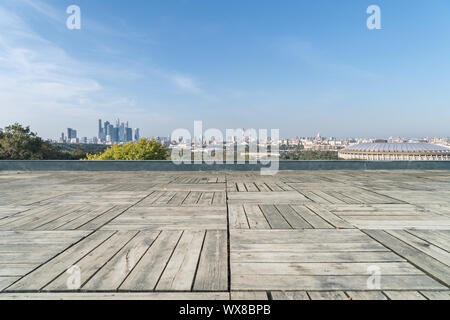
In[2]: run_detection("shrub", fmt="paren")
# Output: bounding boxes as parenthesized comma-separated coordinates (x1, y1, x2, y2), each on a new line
(85, 138, 168, 160)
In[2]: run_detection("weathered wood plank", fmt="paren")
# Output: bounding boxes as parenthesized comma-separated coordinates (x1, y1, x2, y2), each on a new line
(308, 291, 348, 300)
(259, 205, 291, 229)
(0, 292, 230, 300)
(346, 291, 387, 300)
(231, 262, 421, 276)
(419, 290, 450, 300)
(194, 230, 228, 291)
(276, 205, 312, 229)
(305, 204, 354, 229)
(383, 291, 426, 300)
(290, 206, 334, 229)
(120, 230, 182, 291)
(232, 275, 446, 291)
(364, 230, 450, 286)
(6, 231, 114, 291)
(83, 231, 160, 290)
(386, 230, 450, 266)
(156, 230, 205, 291)
(243, 205, 270, 229)
(44, 231, 138, 290)
(228, 205, 249, 229)
(271, 291, 309, 300)
(231, 291, 268, 300)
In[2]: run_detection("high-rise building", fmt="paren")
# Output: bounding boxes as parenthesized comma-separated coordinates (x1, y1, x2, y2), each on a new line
(98, 119, 104, 141)
(134, 128, 140, 141)
(124, 121, 133, 142)
(97, 119, 137, 144)
(67, 128, 77, 141)
(119, 122, 125, 142)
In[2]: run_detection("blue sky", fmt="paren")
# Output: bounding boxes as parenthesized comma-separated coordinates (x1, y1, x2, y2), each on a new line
(0, 0, 449, 139)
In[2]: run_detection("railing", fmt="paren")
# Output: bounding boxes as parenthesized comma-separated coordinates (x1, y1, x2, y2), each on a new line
(0, 160, 449, 171)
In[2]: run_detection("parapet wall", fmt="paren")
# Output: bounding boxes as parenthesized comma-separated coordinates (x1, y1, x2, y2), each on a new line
(0, 160, 449, 171)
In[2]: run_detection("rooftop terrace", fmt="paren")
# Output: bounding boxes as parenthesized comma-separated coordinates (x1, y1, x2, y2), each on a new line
(0, 170, 449, 300)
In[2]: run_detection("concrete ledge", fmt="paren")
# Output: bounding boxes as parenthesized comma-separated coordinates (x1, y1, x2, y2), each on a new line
(0, 160, 449, 171)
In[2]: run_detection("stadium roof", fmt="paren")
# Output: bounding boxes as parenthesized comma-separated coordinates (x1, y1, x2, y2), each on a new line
(344, 142, 450, 153)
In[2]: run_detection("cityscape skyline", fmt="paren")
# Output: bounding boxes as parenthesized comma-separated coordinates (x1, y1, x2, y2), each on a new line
(1, 1, 450, 139)
(49, 118, 450, 151)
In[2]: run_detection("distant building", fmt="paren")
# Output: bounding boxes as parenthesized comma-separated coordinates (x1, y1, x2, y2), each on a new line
(134, 128, 140, 141)
(67, 128, 77, 141)
(339, 143, 450, 160)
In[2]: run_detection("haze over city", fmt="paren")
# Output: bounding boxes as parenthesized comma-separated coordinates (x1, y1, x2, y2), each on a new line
(1, 0, 450, 139)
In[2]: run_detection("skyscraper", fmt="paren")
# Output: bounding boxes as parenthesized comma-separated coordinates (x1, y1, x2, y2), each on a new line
(119, 122, 125, 142)
(67, 128, 77, 140)
(134, 128, 140, 141)
(98, 119, 104, 141)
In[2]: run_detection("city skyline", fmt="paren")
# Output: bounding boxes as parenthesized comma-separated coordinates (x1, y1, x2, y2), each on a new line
(50, 118, 450, 150)
(1, 1, 450, 139)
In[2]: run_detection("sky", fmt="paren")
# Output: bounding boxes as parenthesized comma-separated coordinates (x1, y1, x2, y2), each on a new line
(0, 0, 449, 139)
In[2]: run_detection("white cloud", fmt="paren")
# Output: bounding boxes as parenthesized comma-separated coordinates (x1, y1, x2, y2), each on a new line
(171, 74, 203, 95)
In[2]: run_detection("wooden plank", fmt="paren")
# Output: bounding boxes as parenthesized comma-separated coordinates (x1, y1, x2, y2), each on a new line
(212, 192, 226, 206)
(83, 231, 160, 290)
(244, 183, 259, 192)
(231, 242, 388, 253)
(197, 192, 214, 206)
(305, 204, 354, 229)
(120, 230, 182, 291)
(291, 206, 333, 229)
(0, 264, 36, 277)
(232, 275, 446, 291)
(275, 205, 312, 229)
(182, 192, 202, 205)
(0, 292, 230, 300)
(228, 192, 308, 204)
(7, 231, 115, 291)
(44, 231, 138, 290)
(231, 262, 421, 276)
(346, 291, 387, 300)
(364, 230, 450, 286)
(194, 230, 228, 291)
(231, 291, 268, 300)
(79, 205, 130, 230)
(271, 291, 309, 300)
(231, 251, 405, 263)
(419, 290, 450, 300)
(308, 291, 348, 300)
(407, 230, 450, 252)
(231, 229, 375, 244)
(311, 191, 346, 204)
(0, 277, 20, 291)
(383, 291, 426, 300)
(0, 252, 62, 264)
(301, 191, 330, 204)
(255, 183, 270, 192)
(156, 230, 205, 291)
(243, 205, 270, 229)
(386, 230, 450, 266)
(167, 192, 189, 206)
(259, 205, 291, 229)
(228, 205, 249, 229)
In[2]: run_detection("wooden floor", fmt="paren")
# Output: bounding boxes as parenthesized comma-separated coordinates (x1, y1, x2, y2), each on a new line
(0, 170, 449, 300)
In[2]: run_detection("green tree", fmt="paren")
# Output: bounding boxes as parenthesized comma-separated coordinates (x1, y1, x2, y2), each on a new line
(0, 124, 64, 160)
(85, 138, 169, 160)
